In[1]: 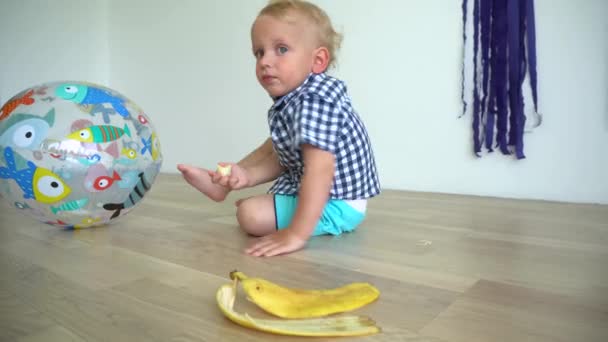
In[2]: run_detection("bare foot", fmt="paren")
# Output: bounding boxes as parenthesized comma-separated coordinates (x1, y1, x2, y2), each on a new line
(177, 164, 229, 202)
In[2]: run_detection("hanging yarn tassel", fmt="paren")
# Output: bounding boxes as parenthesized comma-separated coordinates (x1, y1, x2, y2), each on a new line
(461, 0, 539, 159)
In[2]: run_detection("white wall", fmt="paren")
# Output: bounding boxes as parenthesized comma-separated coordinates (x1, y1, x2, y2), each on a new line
(107, 0, 269, 176)
(0, 0, 109, 103)
(1, 0, 606, 204)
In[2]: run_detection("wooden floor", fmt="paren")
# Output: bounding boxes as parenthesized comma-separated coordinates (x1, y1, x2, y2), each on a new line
(0, 173, 607, 341)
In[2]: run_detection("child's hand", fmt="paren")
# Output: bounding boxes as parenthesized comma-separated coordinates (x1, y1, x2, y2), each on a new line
(245, 229, 308, 257)
(209, 162, 251, 190)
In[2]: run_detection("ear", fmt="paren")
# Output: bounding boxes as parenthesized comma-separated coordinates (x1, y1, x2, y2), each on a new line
(311, 47, 330, 74)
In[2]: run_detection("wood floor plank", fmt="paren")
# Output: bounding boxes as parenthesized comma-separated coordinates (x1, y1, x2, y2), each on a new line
(16, 325, 86, 342)
(1, 232, 165, 291)
(109, 215, 465, 329)
(0, 249, 258, 342)
(370, 190, 608, 241)
(113, 276, 455, 341)
(0, 288, 56, 341)
(338, 213, 608, 301)
(420, 280, 608, 342)
(0, 173, 606, 341)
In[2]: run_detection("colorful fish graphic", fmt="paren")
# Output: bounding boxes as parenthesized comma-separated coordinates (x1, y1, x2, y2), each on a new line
(68, 119, 117, 157)
(84, 163, 115, 192)
(55, 84, 130, 117)
(50, 198, 88, 214)
(121, 148, 137, 159)
(67, 124, 131, 143)
(103, 172, 150, 219)
(0, 146, 71, 204)
(0, 89, 35, 121)
(0, 109, 55, 150)
(93, 171, 121, 191)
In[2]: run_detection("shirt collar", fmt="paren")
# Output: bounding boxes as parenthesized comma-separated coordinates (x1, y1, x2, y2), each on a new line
(269, 72, 324, 112)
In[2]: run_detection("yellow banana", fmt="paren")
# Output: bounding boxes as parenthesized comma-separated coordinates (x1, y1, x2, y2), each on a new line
(229, 271, 380, 319)
(216, 275, 380, 337)
(216, 163, 232, 176)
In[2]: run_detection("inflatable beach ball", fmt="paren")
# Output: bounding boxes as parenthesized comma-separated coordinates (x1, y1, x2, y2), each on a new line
(0, 81, 162, 228)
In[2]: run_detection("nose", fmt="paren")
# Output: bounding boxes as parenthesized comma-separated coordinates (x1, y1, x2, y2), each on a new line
(259, 53, 272, 68)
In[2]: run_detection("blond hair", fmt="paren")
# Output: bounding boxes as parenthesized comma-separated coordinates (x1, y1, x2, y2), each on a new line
(257, 0, 343, 69)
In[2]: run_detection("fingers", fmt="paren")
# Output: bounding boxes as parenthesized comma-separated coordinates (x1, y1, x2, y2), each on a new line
(218, 177, 230, 187)
(210, 171, 222, 183)
(245, 236, 269, 255)
(246, 237, 281, 257)
(229, 177, 238, 187)
(245, 233, 304, 257)
(207, 161, 251, 189)
(229, 176, 244, 189)
(260, 244, 289, 257)
(210, 174, 245, 189)
(210, 172, 230, 187)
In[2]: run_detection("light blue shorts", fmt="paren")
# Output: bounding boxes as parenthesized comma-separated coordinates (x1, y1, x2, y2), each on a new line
(274, 194, 366, 236)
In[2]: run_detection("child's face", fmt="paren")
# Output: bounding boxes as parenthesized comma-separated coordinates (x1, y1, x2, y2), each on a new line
(251, 13, 319, 98)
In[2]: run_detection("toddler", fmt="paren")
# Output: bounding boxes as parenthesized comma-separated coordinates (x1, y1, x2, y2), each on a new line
(177, 0, 380, 257)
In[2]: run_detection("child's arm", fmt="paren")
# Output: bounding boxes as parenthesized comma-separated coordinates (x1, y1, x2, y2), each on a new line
(237, 137, 274, 168)
(212, 137, 285, 189)
(245, 144, 335, 257)
(240, 138, 285, 187)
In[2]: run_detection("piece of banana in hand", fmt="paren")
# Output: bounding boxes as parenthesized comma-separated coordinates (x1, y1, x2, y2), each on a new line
(216, 163, 232, 176)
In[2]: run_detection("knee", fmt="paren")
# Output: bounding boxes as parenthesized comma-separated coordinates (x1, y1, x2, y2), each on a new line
(236, 198, 273, 236)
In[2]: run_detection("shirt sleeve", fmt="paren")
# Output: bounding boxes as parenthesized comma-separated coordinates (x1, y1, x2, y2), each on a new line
(293, 93, 344, 154)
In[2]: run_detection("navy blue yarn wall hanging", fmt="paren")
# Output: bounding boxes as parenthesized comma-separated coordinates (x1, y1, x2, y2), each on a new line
(461, 0, 541, 159)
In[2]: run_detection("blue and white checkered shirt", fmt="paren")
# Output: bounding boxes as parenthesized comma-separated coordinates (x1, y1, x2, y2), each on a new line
(267, 73, 380, 200)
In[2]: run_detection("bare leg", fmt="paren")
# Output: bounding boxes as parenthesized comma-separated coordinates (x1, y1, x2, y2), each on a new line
(236, 194, 277, 236)
(234, 197, 250, 207)
(177, 164, 229, 202)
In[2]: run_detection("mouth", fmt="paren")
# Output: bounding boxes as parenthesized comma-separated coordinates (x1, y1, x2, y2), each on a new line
(261, 75, 276, 84)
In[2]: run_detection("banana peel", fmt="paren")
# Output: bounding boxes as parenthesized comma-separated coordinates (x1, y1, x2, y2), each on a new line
(216, 271, 381, 337)
(230, 271, 380, 319)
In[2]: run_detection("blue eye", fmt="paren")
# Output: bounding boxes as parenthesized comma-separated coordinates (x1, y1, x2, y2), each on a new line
(278, 46, 288, 54)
